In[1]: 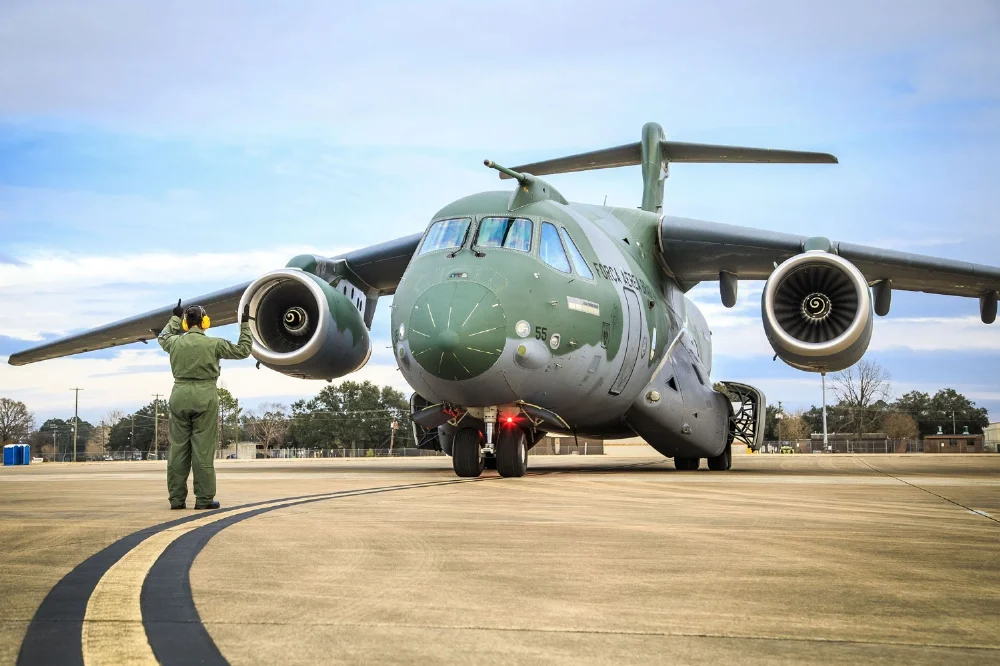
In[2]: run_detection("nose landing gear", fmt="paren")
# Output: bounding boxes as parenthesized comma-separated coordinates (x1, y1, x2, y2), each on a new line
(450, 424, 529, 478)
(496, 426, 528, 478)
(452, 428, 485, 477)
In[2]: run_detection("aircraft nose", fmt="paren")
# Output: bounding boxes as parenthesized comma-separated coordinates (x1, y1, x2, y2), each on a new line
(407, 281, 506, 380)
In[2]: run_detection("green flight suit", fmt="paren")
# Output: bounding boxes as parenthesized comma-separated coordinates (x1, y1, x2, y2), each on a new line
(158, 316, 253, 506)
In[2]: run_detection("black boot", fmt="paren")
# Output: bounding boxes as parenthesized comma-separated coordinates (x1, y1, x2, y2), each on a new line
(170, 502, 186, 510)
(194, 500, 221, 510)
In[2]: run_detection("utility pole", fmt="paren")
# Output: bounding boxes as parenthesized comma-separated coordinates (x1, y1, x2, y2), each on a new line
(232, 398, 239, 456)
(131, 414, 135, 459)
(952, 410, 956, 435)
(49, 425, 58, 462)
(152, 394, 163, 459)
(821, 373, 829, 451)
(70, 388, 83, 462)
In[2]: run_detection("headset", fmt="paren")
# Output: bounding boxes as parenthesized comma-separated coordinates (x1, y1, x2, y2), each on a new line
(182, 305, 211, 332)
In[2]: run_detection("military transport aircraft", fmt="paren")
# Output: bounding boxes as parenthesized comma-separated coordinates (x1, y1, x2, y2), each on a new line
(10, 123, 999, 477)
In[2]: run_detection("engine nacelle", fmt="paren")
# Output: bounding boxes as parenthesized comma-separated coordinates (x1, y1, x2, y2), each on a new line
(761, 251, 873, 373)
(239, 269, 371, 380)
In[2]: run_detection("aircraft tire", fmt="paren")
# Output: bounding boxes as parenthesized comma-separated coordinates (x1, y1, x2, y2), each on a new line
(452, 428, 484, 478)
(674, 457, 700, 471)
(496, 427, 528, 477)
(707, 444, 731, 471)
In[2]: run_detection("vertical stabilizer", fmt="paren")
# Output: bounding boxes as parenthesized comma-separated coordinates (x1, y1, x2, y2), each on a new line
(640, 122, 667, 213)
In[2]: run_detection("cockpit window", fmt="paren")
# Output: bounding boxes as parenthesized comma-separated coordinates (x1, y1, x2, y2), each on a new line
(475, 217, 532, 252)
(540, 222, 571, 273)
(419, 218, 471, 255)
(559, 228, 594, 279)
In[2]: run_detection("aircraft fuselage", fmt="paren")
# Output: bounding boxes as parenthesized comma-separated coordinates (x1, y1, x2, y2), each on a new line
(390, 190, 720, 450)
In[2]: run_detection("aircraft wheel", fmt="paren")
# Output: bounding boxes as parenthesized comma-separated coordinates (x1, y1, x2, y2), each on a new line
(707, 443, 731, 471)
(674, 457, 700, 471)
(496, 427, 528, 478)
(452, 428, 484, 478)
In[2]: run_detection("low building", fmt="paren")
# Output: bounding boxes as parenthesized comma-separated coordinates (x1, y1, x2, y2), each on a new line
(985, 423, 1000, 453)
(923, 434, 985, 453)
(220, 442, 259, 459)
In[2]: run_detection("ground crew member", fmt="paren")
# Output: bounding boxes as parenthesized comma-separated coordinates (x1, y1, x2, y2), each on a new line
(158, 300, 252, 510)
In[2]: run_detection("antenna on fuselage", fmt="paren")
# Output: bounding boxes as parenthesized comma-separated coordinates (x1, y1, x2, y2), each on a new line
(483, 159, 568, 210)
(483, 159, 527, 184)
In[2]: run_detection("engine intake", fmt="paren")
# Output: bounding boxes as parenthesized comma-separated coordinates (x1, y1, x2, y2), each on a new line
(239, 269, 371, 380)
(762, 251, 872, 373)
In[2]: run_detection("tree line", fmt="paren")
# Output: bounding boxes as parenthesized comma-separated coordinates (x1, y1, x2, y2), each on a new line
(3, 364, 990, 455)
(760, 360, 990, 441)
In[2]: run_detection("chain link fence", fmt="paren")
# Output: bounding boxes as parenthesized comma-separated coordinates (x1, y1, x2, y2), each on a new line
(759, 439, 924, 454)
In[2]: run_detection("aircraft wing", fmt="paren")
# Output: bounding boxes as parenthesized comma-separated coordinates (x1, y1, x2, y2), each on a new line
(7, 233, 422, 366)
(658, 216, 1000, 309)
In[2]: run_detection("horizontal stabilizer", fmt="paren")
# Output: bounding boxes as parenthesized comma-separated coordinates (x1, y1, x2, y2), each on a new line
(660, 141, 837, 164)
(503, 143, 641, 178)
(502, 141, 836, 179)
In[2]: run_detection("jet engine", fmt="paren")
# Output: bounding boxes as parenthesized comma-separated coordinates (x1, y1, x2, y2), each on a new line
(761, 251, 872, 373)
(238, 269, 371, 380)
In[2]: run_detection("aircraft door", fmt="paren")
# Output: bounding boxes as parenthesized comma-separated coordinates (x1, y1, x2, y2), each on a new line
(609, 288, 643, 396)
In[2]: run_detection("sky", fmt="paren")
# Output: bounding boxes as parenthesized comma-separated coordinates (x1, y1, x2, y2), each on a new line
(1, 0, 998, 427)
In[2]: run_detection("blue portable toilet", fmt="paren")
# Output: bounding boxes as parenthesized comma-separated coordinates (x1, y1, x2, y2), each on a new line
(20, 445, 31, 465)
(3, 445, 14, 466)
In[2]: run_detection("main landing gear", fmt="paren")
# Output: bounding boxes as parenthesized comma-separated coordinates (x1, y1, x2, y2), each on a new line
(451, 425, 528, 478)
(707, 442, 732, 471)
(674, 443, 732, 471)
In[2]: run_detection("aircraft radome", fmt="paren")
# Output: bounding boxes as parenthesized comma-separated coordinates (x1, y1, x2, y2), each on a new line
(10, 123, 999, 478)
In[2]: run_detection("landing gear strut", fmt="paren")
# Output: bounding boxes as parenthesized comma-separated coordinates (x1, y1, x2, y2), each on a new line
(496, 426, 528, 478)
(452, 427, 484, 478)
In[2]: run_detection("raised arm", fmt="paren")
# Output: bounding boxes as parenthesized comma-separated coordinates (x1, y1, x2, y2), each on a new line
(157, 300, 186, 353)
(216, 306, 253, 361)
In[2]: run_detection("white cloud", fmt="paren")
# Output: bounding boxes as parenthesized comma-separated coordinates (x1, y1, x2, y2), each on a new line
(0, 246, 343, 339)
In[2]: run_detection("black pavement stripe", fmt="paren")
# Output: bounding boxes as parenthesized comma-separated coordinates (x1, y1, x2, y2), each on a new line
(141, 479, 480, 666)
(15, 486, 415, 666)
(17, 461, 645, 665)
(16, 509, 234, 666)
(138, 466, 647, 664)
